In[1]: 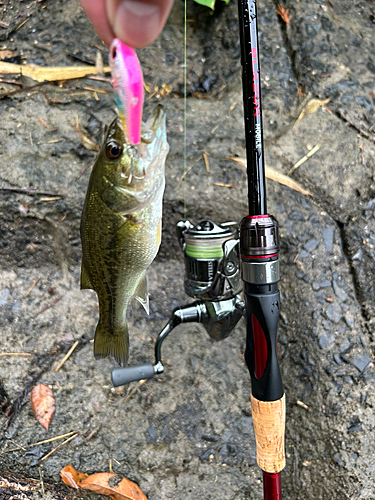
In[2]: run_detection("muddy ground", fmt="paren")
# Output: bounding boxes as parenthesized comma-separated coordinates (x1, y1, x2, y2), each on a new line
(0, 0, 374, 498)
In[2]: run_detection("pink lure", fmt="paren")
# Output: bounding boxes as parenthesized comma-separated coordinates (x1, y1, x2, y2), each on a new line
(109, 39, 144, 146)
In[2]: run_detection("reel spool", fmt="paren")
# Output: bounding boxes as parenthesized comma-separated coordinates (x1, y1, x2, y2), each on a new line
(177, 220, 242, 301)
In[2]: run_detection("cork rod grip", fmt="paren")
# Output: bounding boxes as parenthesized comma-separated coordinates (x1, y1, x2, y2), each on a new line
(250, 394, 286, 473)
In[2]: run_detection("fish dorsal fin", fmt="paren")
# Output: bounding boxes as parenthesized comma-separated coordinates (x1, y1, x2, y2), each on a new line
(134, 273, 149, 314)
(81, 262, 93, 290)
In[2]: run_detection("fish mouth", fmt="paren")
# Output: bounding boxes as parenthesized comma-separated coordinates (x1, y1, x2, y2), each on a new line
(102, 175, 150, 211)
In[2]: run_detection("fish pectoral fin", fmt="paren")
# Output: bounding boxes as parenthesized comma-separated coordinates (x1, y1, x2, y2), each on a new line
(109, 216, 143, 247)
(81, 262, 93, 290)
(134, 273, 149, 315)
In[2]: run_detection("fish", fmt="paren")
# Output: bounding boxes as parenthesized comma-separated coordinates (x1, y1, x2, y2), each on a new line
(80, 105, 169, 366)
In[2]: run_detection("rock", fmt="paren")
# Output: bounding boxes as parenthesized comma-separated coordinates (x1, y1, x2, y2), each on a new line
(146, 426, 158, 443)
(350, 353, 371, 373)
(235, 417, 254, 435)
(319, 333, 335, 349)
(326, 303, 342, 323)
(333, 282, 347, 302)
(322, 227, 335, 253)
(312, 279, 331, 290)
(304, 239, 320, 252)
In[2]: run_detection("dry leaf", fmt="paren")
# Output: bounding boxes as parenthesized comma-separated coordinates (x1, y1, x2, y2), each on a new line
(60, 466, 147, 500)
(227, 156, 312, 196)
(79, 472, 147, 500)
(30, 384, 55, 431)
(276, 4, 290, 24)
(265, 165, 312, 196)
(0, 50, 18, 60)
(60, 465, 88, 489)
(294, 98, 331, 126)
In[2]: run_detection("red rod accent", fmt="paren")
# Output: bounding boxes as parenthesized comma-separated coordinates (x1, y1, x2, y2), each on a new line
(263, 472, 282, 500)
(247, 214, 270, 219)
(252, 314, 267, 379)
(241, 253, 279, 260)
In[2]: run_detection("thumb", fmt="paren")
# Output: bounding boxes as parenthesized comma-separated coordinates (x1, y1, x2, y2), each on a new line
(106, 0, 174, 48)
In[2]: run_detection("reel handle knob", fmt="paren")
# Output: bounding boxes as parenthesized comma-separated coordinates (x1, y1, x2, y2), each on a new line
(112, 363, 157, 386)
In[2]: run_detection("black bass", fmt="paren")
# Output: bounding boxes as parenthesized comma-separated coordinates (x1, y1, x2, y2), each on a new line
(80, 105, 169, 366)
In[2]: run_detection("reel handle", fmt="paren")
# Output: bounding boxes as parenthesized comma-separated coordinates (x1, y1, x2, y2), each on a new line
(112, 363, 163, 386)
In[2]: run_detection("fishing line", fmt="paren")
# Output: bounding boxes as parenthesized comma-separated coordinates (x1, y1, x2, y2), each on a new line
(183, 0, 187, 219)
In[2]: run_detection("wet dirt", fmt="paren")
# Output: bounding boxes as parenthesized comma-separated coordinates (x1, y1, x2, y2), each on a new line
(0, 0, 374, 499)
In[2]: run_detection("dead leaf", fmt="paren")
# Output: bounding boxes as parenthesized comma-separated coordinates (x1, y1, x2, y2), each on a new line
(294, 98, 331, 126)
(0, 50, 18, 61)
(30, 384, 55, 431)
(60, 465, 88, 489)
(276, 4, 290, 24)
(79, 472, 147, 500)
(227, 156, 312, 196)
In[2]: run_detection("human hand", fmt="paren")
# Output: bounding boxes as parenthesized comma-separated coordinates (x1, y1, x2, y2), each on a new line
(80, 0, 174, 49)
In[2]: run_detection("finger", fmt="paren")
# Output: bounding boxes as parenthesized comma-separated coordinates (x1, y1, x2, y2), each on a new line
(79, 0, 115, 47)
(106, 0, 174, 49)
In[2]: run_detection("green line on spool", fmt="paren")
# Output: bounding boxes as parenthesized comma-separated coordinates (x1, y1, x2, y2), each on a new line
(185, 244, 223, 259)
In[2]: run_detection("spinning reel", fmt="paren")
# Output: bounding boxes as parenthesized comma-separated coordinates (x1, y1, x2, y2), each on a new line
(112, 219, 245, 386)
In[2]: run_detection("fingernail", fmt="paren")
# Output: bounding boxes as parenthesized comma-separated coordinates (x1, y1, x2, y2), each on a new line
(107, 0, 161, 48)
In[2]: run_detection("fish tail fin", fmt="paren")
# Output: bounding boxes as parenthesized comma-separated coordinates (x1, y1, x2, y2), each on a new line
(94, 322, 129, 367)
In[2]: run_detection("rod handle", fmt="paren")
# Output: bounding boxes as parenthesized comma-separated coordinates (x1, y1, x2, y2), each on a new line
(250, 394, 286, 473)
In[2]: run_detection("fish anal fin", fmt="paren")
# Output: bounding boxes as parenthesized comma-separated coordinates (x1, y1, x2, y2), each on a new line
(81, 262, 93, 290)
(134, 273, 149, 315)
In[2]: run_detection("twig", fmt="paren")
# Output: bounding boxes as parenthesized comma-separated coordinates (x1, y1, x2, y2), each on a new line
(287, 143, 321, 176)
(66, 52, 95, 65)
(84, 426, 101, 442)
(0, 81, 50, 100)
(77, 159, 95, 179)
(82, 86, 108, 94)
(338, 110, 375, 142)
(33, 296, 62, 319)
(213, 182, 237, 188)
(0, 79, 22, 86)
(38, 467, 45, 497)
(0, 186, 63, 197)
(39, 197, 61, 202)
(15, 18, 29, 30)
(175, 156, 202, 190)
(24, 277, 40, 298)
(124, 379, 148, 403)
(29, 431, 76, 448)
(203, 152, 210, 172)
(5, 439, 26, 452)
(296, 400, 310, 411)
(54, 340, 79, 373)
(0, 353, 31, 357)
(36, 116, 48, 128)
(0, 61, 111, 83)
(40, 433, 79, 462)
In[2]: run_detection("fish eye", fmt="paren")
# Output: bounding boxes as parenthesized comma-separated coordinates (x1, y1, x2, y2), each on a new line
(106, 141, 123, 160)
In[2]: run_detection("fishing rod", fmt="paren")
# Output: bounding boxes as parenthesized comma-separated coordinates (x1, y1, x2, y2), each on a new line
(237, 1, 285, 499)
